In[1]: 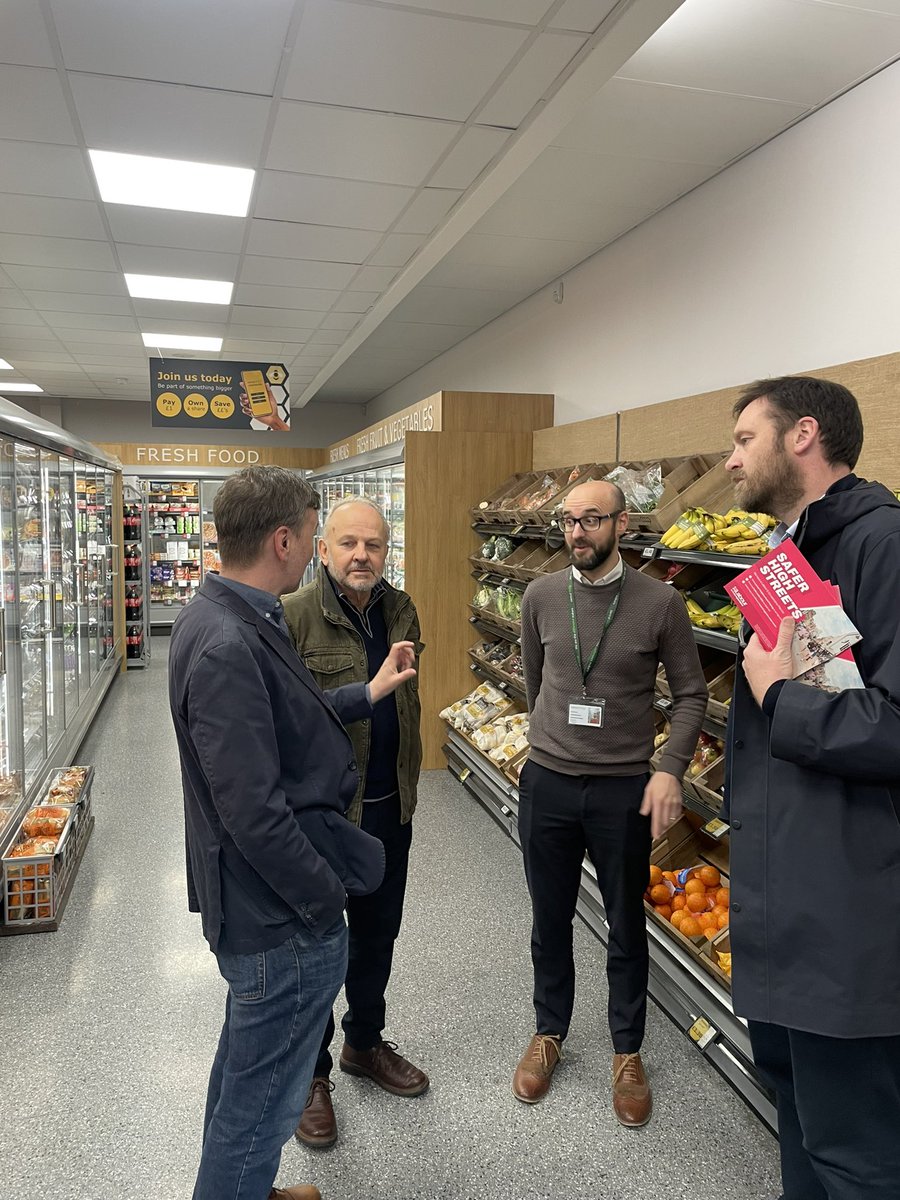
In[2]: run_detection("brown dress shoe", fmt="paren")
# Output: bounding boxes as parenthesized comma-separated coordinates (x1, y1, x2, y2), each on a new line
(339, 1040, 429, 1096)
(612, 1052, 652, 1126)
(269, 1186, 321, 1200)
(512, 1034, 562, 1104)
(295, 1077, 337, 1149)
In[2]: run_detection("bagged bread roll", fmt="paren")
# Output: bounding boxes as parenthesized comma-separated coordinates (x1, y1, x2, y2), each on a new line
(22, 806, 69, 837)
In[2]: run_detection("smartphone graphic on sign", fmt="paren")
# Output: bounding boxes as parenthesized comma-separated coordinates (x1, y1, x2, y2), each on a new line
(241, 369, 272, 418)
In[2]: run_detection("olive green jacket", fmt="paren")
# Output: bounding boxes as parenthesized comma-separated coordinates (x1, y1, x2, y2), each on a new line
(282, 565, 423, 826)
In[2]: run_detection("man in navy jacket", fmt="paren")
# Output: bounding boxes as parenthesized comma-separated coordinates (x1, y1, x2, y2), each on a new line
(726, 377, 900, 1199)
(169, 467, 416, 1200)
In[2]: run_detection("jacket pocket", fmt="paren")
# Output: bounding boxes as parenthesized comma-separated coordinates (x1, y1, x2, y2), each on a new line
(302, 649, 356, 690)
(294, 807, 386, 896)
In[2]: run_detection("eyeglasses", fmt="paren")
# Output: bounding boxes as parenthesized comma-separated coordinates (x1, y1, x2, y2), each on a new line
(558, 511, 622, 532)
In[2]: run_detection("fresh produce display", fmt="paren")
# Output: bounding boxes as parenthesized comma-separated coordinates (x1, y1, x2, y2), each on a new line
(440, 683, 515, 734)
(645, 862, 730, 941)
(685, 594, 742, 634)
(604, 462, 664, 513)
(660, 508, 776, 554)
(502, 653, 524, 683)
(474, 641, 509, 666)
(518, 473, 563, 512)
(687, 732, 724, 778)
(478, 534, 516, 562)
(470, 712, 529, 762)
(471, 585, 521, 622)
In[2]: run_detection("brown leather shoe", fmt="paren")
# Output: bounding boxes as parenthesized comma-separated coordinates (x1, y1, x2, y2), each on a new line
(295, 1077, 337, 1149)
(269, 1186, 321, 1200)
(612, 1052, 652, 1126)
(512, 1034, 562, 1104)
(339, 1040, 429, 1096)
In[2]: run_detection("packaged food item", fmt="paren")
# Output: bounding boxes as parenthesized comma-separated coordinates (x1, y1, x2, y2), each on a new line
(604, 463, 664, 513)
(22, 806, 69, 838)
(519, 474, 563, 512)
(48, 782, 79, 802)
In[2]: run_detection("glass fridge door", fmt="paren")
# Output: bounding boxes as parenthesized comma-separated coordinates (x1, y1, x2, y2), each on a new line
(15, 442, 48, 791)
(74, 462, 93, 686)
(41, 450, 65, 751)
(0, 437, 24, 838)
(388, 464, 406, 590)
(199, 479, 222, 579)
(99, 468, 116, 660)
(83, 464, 103, 681)
(58, 456, 80, 711)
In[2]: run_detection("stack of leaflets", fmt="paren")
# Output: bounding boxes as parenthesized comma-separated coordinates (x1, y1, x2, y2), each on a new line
(725, 540, 864, 692)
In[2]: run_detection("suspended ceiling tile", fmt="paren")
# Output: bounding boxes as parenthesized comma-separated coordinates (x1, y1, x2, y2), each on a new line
(58, 330, 143, 348)
(393, 0, 554, 20)
(42, 311, 139, 332)
(0, 334, 65, 351)
(267, 102, 459, 186)
(393, 188, 462, 234)
(351, 265, 399, 291)
(50, 0, 295, 92)
(0, 141, 95, 201)
(0, 1, 57, 67)
(70, 75, 272, 165)
(0, 232, 118, 272)
(246, 220, 381, 264)
(229, 306, 324, 329)
(222, 339, 298, 357)
(26, 291, 134, 315)
(130, 299, 232, 326)
(134, 317, 226, 339)
(367, 234, 425, 268)
(478, 31, 587, 128)
(332, 291, 380, 314)
(283, 0, 529, 120)
(318, 312, 361, 331)
(0, 195, 107, 240)
(550, 0, 619, 33)
(106, 207, 246, 255)
(0, 290, 30, 308)
(618, 0, 900, 106)
(389, 283, 524, 325)
(0, 308, 48, 327)
(428, 126, 511, 189)
(226, 323, 312, 343)
(0, 66, 77, 144)
(1, 352, 75, 365)
(0, 322, 55, 339)
(116, 243, 240, 280)
(255, 171, 414, 231)
(234, 282, 341, 310)
(5, 265, 128, 295)
(555, 76, 808, 165)
(239, 256, 358, 291)
(292, 349, 335, 365)
(306, 329, 346, 346)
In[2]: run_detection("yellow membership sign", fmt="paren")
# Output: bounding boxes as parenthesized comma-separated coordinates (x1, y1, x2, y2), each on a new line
(150, 358, 290, 431)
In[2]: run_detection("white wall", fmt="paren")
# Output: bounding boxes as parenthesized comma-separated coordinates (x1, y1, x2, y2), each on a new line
(17, 397, 365, 448)
(365, 61, 900, 428)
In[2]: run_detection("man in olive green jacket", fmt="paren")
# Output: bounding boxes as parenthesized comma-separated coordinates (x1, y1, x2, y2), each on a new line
(282, 498, 426, 1151)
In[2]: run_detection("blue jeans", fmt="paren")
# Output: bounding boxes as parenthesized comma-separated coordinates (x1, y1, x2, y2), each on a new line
(194, 918, 348, 1200)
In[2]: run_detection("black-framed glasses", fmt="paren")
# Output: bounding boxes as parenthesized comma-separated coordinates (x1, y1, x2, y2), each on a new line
(557, 511, 622, 532)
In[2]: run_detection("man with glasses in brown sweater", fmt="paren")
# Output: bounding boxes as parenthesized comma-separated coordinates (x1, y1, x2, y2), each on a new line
(514, 479, 706, 1126)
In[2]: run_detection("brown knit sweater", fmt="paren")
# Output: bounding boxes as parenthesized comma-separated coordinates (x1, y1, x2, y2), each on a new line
(521, 564, 707, 777)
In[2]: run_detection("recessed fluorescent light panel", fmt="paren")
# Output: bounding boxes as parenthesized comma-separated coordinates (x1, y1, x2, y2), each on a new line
(125, 273, 233, 304)
(0, 382, 43, 392)
(0, 359, 13, 370)
(89, 149, 254, 218)
(142, 333, 223, 352)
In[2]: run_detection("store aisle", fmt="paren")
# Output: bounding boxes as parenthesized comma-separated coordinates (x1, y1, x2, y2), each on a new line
(0, 644, 780, 1200)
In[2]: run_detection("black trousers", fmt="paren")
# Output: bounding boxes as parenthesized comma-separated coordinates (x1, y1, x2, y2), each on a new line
(314, 793, 412, 1077)
(518, 759, 651, 1053)
(749, 1020, 900, 1199)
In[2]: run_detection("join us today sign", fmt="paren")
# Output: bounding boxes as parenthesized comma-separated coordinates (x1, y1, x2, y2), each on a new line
(149, 358, 291, 431)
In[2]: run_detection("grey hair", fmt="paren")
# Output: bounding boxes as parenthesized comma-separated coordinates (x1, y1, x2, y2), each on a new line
(323, 497, 390, 542)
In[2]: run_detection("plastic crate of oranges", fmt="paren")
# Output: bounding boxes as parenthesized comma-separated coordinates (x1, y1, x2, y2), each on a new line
(644, 860, 732, 988)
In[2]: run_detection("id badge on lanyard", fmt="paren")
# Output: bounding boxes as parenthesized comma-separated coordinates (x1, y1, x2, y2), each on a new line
(567, 569, 624, 728)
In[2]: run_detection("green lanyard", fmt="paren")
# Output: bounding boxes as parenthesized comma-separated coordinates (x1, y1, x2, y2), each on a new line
(568, 567, 625, 697)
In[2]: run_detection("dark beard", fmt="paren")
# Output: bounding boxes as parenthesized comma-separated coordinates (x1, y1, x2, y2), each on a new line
(736, 448, 804, 518)
(567, 529, 616, 572)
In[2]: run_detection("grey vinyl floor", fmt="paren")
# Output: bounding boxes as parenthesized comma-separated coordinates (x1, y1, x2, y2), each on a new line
(0, 638, 781, 1200)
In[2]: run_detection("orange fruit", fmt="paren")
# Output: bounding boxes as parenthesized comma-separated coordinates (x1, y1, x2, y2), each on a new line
(648, 865, 663, 887)
(671, 894, 687, 911)
(686, 893, 707, 914)
(698, 912, 717, 930)
(684, 879, 705, 896)
(704, 925, 719, 941)
(670, 910, 686, 929)
(717, 913, 729, 929)
(663, 871, 679, 886)
(699, 865, 721, 888)
(705, 894, 717, 911)
(710, 905, 727, 919)
(654, 904, 673, 921)
(715, 888, 730, 908)
(680, 916, 701, 938)
(649, 884, 671, 906)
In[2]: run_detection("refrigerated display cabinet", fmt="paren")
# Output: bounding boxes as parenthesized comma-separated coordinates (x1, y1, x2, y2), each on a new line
(307, 450, 406, 590)
(122, 478, 150, 667)
(0, 397, 122, 874)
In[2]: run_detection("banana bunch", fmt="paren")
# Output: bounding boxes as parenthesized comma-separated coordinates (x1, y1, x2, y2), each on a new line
(684, 597, 742, 633)
(660, 508, 729, 550)
(709, 509, 775, 555)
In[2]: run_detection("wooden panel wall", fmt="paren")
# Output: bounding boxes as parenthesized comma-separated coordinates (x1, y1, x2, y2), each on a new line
(532, 412, 617, 468)
(405, 429, 534, 768)
(441, 391, 554, 434)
